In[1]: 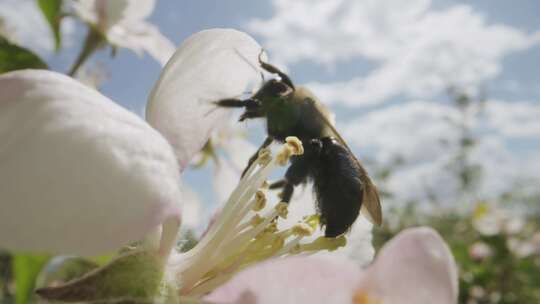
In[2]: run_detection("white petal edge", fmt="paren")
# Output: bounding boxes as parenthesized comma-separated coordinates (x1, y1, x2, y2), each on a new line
(116, 0, 156, 22)
(146, 28, 264, 170)
(357, 227, 459, 304)
(106, 21, 175, 66)
(0, 70, 182, 256)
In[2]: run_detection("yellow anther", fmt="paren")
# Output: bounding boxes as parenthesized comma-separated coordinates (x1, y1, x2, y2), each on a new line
(249, 214, 264, 226)
(353, 291, 382, 304)
(285, 136, 304, 155)
(264, 222, 278, 234)
(299, 236, 347, 252)
(331, 235, 347, 250)
(252, 190, 267, 211)
(275, 202, 289, 219)
(276, 147, 291, 166)
(272, 235, 285, 250)
(257, 148, 272, 166)
(292, 223, 314, 237)
(303, 214, 320, 230)
(261, 180, 270, 189)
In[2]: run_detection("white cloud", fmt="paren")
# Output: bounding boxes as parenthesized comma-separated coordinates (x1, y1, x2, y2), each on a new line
(481, 100, 540, 138)
(343, 100, 540, 205)
(343, 101, 461, 165)
(248, 0, 540, 106)
(0, 0, 75, 56)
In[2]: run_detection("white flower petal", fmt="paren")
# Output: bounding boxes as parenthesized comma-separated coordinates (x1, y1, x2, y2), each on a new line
(75, 0, 155, 28)
(107, 21, 175, 65)
(71, 0, 99, 25)
(0, 70, 182, 256)
(146, 29, 263, 169)
(115, 0, 156, 22)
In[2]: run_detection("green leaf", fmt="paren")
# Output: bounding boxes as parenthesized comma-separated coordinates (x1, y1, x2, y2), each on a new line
(13, 254, 50, 304)
(0, 36, 48, 73)
(37, 0, 63, 51)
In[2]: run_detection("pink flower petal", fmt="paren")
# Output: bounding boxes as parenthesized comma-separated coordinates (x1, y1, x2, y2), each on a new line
(0, 70, 182, 256)
(357, 227, 459, 304)
(204, 227, 458, 304)
(205, 256, 362, 304)
(146, 29, 263, 170)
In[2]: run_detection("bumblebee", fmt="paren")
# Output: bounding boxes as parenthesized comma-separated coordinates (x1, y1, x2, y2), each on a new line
(216, 54, 382, 237)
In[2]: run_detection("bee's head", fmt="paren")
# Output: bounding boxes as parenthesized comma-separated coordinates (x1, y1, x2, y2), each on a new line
(238, 79, 293, 121)
(254, 79, 293, 101)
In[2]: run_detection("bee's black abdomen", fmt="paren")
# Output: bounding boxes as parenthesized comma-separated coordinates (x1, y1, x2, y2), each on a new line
(312, 137, 363, 237)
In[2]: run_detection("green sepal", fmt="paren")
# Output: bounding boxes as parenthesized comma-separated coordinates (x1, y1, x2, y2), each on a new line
(35, 250, 164, 303)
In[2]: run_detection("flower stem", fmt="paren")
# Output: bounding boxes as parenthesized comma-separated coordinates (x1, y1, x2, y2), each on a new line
(68, 27, 105, 76)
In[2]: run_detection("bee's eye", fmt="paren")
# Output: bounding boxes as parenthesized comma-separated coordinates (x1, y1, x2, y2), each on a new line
(267, 80, 291, 97)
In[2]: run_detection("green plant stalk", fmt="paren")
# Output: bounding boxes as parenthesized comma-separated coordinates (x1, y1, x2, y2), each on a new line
(68, 27, 105, 76)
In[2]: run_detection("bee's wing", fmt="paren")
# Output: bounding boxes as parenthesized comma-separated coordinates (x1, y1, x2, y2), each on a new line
(307, 98, 383, 226)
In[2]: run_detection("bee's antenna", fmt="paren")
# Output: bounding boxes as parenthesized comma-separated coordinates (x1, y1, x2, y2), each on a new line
(233, 48, 262, 78)
(203, 106, 221, 117)
(257, 50, 295, 90)
(257, 49, 266, 84)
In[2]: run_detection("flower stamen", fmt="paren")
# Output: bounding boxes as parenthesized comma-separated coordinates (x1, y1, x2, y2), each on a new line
(172, 137, 347, 297)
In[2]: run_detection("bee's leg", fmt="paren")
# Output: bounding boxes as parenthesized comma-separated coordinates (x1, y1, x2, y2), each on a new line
(214, 98, 245, 108)
(278, 157, 311, 204)
(279, 182, 295, 203)
(268, 179, 286, 190)
(276, 139, 323, 203)
(241, 136, 273, 177)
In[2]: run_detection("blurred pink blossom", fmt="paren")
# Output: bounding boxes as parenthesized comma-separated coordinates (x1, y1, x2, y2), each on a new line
(469, 242, 493, 262)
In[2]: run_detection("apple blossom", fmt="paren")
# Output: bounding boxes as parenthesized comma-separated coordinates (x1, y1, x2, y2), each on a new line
(472, 202, 525, 236)
(205, 227, 459, 304)
(469, 242, 493, 262)
(71, 0, 175, 66)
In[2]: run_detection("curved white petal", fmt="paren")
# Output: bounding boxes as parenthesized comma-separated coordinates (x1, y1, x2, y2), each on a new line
(71, 0, 99, 25)
(116, 0, 156, 22)
(107, 21, 175, 66)
(146, 29, 263, 169)
(358, 227, 459, 304)
(0, 70, 182, 256)
(74, 0, 156, 28)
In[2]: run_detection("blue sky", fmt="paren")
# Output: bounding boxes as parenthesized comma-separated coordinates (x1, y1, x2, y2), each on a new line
(2, 0, 540, 216)
(28, 0, 540, 113)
